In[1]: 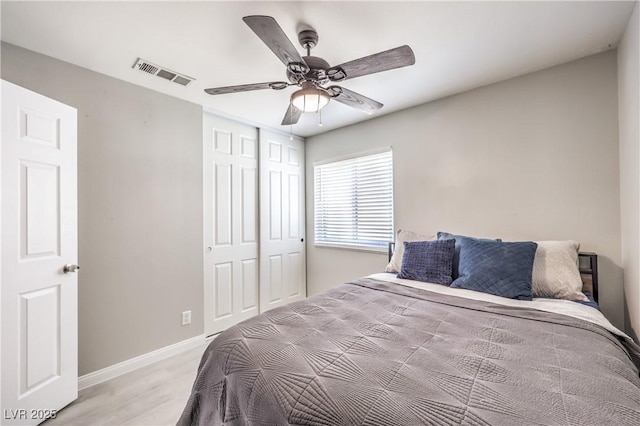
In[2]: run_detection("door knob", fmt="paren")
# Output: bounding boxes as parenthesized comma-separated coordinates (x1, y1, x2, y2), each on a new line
(63, 264, 80, 273)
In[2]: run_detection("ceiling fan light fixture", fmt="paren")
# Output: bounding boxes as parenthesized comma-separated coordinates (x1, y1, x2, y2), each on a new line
(291, 85, 330, 113)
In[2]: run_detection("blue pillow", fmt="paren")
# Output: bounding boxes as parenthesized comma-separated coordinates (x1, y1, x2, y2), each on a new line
(450, 238, 538, 300)
(437, 232, 502, 279)
(397, 239, 455, 285)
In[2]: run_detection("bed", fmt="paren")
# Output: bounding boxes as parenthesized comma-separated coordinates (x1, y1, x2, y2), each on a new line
(178, 233, 640, 425)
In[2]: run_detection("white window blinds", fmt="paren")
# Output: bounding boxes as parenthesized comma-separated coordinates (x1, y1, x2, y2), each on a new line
(314, 149, 394, 251)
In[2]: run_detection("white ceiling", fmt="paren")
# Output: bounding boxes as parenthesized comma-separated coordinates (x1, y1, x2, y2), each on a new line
(1, 1, 636, 137)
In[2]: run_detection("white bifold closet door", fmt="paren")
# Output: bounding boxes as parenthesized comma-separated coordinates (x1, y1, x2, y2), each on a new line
(203, 114, 306, 336)
(203, 114, 260, 336)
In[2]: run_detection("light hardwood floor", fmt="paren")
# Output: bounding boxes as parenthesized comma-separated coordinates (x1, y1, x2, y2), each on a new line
(44, 341, 209, 426)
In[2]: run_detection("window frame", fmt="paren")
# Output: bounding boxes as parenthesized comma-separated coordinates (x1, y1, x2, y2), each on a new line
(313, 147, 394, 253)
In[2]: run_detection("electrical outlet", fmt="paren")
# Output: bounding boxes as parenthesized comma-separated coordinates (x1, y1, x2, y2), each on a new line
(181, 310, 191, 326)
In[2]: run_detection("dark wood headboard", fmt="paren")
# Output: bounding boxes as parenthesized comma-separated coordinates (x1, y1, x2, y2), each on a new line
(387, 242, 599, 302)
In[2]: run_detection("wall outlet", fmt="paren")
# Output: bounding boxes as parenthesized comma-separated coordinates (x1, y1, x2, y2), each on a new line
(181, 310, 191, 326)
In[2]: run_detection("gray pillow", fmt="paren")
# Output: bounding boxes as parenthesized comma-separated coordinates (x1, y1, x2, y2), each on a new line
(450, 238, 537, 300)
(397, 239, 456, 285)
(531, 240, 588, 301)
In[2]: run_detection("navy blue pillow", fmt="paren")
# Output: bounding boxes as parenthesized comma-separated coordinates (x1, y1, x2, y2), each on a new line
(450, 239, 538, 300)
(437, 232, 502, 279)
(397, 239, 455, 285)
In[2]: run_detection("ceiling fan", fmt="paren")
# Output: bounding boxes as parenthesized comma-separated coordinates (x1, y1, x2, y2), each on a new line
(204, 15, 416, 126)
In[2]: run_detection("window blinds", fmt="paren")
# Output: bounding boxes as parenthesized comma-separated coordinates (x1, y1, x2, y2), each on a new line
(314, 149, 393, 250)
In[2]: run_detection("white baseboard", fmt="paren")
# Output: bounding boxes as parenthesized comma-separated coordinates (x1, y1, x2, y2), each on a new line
(78, 334, 206, 391)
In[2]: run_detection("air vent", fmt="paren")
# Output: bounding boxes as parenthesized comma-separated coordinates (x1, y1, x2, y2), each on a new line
(132, 58, 195, 87)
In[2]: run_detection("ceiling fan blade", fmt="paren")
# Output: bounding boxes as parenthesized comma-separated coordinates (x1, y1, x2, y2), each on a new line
(327, 86, 383, 114)
(281, 103, 303, 125)
(204, 81, 288, 95)
(327, 45, 415, 82)
(243, 16, 307, 71)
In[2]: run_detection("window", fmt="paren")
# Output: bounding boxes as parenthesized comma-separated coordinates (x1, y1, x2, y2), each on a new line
(314, 149, 394, 251)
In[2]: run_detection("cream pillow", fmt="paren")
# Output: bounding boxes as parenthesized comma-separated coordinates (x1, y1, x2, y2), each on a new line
(532, 240, 588, 301)
(385, 229, 436, 273)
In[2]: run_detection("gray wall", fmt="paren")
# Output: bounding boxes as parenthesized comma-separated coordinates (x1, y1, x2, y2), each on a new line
(619, 3, 640, 340)
(1, 43, 204, 375)
(306, 51, 624, 330)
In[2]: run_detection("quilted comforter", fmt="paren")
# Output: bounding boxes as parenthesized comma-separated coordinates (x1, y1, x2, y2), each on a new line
(178, 278, 640, 425)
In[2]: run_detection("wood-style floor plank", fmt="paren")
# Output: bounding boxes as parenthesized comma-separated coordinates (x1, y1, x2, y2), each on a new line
(44, 341, 208, 426)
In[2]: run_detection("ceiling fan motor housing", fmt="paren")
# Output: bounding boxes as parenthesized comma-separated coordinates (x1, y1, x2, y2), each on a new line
(287, 56, 330, 84)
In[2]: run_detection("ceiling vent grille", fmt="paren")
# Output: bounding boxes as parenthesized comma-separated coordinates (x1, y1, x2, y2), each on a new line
(132, 58, 195, 87)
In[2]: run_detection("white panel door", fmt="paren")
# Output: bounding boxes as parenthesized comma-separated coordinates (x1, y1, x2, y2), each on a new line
(203, 114, 259, 336)
(1, 80, 78, 425)
(259, 130, 306, 312)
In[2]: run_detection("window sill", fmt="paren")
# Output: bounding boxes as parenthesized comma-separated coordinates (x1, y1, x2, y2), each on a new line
(313, 243, 388, 255)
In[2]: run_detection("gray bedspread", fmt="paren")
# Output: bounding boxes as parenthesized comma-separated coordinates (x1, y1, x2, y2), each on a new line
(178, 278, 640, 425)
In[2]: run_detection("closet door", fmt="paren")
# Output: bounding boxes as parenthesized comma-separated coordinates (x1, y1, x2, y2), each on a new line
(259, 130, 306, 312)
(203, 114, 259, 336)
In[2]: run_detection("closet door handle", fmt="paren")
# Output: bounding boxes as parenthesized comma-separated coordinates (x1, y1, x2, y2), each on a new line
(63, 264, 80, 273)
